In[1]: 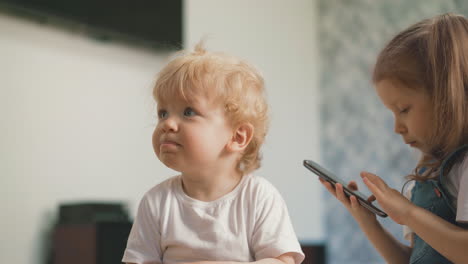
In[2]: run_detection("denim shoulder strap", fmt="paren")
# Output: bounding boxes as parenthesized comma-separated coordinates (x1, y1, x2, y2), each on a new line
(438, 144, 468, 183)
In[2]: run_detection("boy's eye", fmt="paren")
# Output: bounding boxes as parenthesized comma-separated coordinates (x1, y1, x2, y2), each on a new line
(158, 109, 168, 119)
(183, 107, 197, 117)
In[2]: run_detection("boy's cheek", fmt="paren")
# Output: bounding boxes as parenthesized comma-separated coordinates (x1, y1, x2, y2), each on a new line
(152, 131, 161, 156)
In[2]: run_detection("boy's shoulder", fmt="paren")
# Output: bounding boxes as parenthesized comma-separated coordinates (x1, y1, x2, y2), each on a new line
(244, 174, 274, 187)
(242, 174, 283, 200)
(143, 175, 181, 200)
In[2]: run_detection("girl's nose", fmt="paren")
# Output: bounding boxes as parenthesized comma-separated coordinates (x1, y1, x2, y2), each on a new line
(161, 117, 178, 132)
(394, 119, 407, 134)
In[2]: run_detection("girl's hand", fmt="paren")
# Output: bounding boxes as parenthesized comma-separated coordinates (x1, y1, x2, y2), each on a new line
(361, 171, 416, 225)
(319, 178, 377, 225)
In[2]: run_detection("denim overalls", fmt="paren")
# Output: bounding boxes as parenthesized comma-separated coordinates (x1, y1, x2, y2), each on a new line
(409, 145, 468, 264)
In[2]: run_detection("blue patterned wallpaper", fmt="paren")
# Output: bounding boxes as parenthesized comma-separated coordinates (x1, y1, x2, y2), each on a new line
(318, 1, 468, 263)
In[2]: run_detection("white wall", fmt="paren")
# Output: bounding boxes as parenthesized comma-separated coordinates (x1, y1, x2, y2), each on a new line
(0, 12, 174, 264)
(0, 1, 322, 263)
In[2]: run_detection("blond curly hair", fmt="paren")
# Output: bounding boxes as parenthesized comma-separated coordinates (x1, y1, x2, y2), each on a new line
(153, 42, 269, 174)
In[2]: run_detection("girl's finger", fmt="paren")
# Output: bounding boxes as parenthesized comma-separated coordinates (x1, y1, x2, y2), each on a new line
(320, 179, 337, 197)
(348, 181, 358, 191)
(367, 194, 376, 203)
(318, 178, 328, 185)
(361, 172, 387, 190)
(362, 176, 384, 199)
(335, 183, 350, 207)
(349, 195, 360, 209)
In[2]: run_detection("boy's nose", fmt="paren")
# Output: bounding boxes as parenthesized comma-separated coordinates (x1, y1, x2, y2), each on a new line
(161, 117, 178, 132)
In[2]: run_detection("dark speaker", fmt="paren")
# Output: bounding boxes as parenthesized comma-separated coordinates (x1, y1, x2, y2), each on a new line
(53, 222, 132, 264)
(301, 243, 326, 264)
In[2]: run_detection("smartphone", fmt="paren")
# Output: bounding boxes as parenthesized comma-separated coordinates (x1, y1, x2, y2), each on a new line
(303, 159, 387, 217)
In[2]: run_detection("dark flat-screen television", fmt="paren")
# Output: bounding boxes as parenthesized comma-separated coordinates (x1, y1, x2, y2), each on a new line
(0, 0, 183, 50)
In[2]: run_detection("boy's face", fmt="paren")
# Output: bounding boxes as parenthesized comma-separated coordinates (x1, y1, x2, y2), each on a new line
(376, 79, 433, 153)
(152, 93, 235, 174)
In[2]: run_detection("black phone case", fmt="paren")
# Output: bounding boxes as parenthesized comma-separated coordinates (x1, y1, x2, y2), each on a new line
(304, 160, 388, 217)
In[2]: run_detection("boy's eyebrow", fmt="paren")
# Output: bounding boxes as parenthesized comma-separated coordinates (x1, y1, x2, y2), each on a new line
(156, 96, 200, 109)
(183, 95, 206, 106)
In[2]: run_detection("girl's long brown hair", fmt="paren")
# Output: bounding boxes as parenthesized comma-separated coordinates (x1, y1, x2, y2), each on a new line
(373, 13, 468, 180)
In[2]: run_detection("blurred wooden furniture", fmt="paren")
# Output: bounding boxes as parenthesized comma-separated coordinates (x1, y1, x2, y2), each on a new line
(52, 202, 131, 264)
(301, 244, 326, 264)
(53, 234, 326, 264)
(52, 201, 325, 264)
(53, 222, 132, 264)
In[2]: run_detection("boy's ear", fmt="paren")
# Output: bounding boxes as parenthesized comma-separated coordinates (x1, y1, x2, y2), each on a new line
(228, 123, 254, 152)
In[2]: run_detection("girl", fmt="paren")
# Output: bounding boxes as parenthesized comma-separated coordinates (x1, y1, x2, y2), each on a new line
(321, 13, 468, 264)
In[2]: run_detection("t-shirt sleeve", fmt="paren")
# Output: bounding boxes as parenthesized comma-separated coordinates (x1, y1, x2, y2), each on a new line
(250, 185, 305, 264)
(122, 194, 162, 264)
(456, 157, 468, 223)
(402, 180, 415, 241)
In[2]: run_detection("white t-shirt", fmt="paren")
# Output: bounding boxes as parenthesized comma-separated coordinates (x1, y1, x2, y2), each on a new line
(403, 153, 468, 241)
(122, 174, 305, 264)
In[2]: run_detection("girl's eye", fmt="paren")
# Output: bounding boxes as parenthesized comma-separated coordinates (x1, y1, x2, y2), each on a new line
(183, 107, 197, 117)
(400, 107, 410, 114)
(158, 109, 168, 119)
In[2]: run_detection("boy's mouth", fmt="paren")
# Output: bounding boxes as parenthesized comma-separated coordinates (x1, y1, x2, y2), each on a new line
(159, 139, 181, 147)
(160, 140, 181, 147)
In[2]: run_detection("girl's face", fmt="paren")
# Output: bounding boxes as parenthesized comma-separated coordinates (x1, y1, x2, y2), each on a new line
(376, 79, 433, 153)
(152, 93, 234, 174)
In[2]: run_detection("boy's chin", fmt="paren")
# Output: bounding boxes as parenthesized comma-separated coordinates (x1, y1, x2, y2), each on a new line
(158, 157, 182, 172)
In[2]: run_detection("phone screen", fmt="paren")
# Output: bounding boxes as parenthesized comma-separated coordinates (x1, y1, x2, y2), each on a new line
(303, 159, 387, 217)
